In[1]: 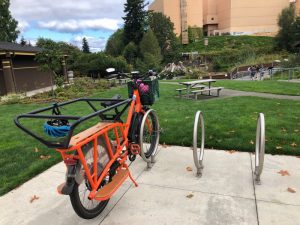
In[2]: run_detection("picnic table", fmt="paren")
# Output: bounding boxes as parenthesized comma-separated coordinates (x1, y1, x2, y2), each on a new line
(176, 79, 223, 99)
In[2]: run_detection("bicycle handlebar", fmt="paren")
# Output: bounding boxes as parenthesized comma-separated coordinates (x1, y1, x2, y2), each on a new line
(118, 70, 158, 80)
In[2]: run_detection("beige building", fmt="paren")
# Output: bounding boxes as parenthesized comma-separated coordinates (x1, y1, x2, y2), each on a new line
(149, 0, 300, 43)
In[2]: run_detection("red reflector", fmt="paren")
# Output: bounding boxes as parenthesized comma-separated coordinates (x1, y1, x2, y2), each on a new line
(64, 158, 77, 165)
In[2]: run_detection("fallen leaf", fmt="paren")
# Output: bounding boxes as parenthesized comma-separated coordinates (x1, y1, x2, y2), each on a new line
(228, 150, 236, 154)
(281, 127, 287, 132)
(277, 170, 290, 176)
(34, 148, 39, 153)
(287, 187, 296, 193)
(228, 130, 235, 133)
(277, 103, 281, 105)
(40, 155, 51, 160)
(185, 116, 190, 119)
(294, 129, 299, 133)
(276, 146, 283, 150)
(186, 167, 193, 172)
(250, 140, 254, 145)
(30, 195, 39, 203)
(290, 143, 297, 147)
(186, 194, 194, 198)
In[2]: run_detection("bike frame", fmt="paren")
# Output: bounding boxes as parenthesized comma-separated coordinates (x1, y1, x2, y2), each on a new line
(57, 88, 143, 201)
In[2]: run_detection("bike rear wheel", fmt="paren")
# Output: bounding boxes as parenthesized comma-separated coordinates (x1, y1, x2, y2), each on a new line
(70, 137, 110, 219)
(139, 109, 159, 160)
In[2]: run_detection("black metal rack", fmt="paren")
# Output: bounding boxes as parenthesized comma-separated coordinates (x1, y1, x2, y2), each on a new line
(14, 98, 132, 149)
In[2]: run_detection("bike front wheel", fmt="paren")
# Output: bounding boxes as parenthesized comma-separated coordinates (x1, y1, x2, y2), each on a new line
(139, 109, 159, 161)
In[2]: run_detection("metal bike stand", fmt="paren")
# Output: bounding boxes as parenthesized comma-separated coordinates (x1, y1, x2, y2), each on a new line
(254, 113, 265, 185)
(193, 111, 205, 177)
(139, 109, 160, 169)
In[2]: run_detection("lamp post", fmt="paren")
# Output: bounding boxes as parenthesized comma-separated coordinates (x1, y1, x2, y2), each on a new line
(204, 38, 209, 68)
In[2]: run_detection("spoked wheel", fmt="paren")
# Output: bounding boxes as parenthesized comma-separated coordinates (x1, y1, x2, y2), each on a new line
(70, 137, 110, 219)
(254, 113, 265, 185)
(139, 109, 159, 163)
(193, 111, 205, 177)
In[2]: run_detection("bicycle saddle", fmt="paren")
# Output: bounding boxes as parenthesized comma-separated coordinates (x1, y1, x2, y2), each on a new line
(101, 94, 121, 108)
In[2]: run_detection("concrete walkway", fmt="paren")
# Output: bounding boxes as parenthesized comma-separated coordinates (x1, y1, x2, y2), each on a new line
(220, 89, 300, 100)
(0, 146, 299, 225)
(161, 82, 300, 100)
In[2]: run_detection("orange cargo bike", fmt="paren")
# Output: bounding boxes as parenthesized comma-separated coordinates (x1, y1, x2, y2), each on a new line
(14, 71, 160, 219)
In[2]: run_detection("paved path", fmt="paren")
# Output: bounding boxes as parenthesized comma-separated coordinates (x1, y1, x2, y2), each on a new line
(279, 79, 300, 83)
(161, 82, 300, 100)
(220, 89, 300, 100)
(1, 146, 299, 225)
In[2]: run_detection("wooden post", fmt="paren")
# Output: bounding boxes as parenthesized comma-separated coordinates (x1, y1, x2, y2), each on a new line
(2, 57, 16, 94)
(62, 55, 68, 83)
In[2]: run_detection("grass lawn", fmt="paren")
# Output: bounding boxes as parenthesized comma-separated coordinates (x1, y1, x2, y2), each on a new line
(161, 79, 300, 96)
(1, 82, 300, 195)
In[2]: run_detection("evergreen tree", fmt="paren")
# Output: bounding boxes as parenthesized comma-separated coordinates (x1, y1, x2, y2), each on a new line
(82, 37, 90, 53)
(20, 36, 26, 46)
(138, 29, 162, 71)
(123, 42, 138, 65)
(123, 0, 146, 45)
(105, 29, 125, 57)
(293, 17, 300, 42)
(148, 12, 180, 62)
(0, 0, 20, 42)
(275, 4, 296, 52)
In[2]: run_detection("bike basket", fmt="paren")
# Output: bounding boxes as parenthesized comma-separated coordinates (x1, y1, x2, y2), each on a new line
(127, 78, 159, 105)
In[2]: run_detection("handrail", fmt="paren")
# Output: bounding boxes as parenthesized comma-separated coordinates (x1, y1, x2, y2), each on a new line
(193, 111, 205, 177)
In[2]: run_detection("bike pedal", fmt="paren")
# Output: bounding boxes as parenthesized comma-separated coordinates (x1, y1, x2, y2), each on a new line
(130, 144, 141, 155)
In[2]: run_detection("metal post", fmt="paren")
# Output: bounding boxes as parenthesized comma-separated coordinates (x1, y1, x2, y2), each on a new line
(254, 113, 265, 185)
(193, 111, 205, 177)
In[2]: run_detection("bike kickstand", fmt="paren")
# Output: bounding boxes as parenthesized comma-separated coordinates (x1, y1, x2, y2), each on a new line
(124, 163, 138, 187)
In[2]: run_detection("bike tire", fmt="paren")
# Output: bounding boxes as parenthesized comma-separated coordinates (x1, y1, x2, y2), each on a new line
(139, 109, 159, 161)
(69, 136, 110, 219)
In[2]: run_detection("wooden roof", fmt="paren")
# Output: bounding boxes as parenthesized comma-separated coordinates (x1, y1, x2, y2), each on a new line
(0, 42, 42, 54)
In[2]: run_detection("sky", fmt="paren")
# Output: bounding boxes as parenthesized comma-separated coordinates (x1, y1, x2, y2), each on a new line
(10, 0, 154, 52)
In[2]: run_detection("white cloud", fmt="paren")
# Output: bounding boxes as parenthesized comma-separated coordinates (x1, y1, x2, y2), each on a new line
(17, 20, 30, 33)
(38, 18, 121, 33)
(10, 0, 126, 21)
(71, 36, 107, 52)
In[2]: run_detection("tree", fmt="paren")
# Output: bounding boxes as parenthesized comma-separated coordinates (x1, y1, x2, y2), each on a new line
(20, 36, 26, 46)
(293, 17, 300, 42)
(0, 0, 20, 42)
(105, 29, 125, 57)
(123, 0, 147, 45)
(123, 42, 138, 65)
(138, 29, 162, 72)
(82, 37, 90, 53)
(275, 4, 296, 52)
(148, 12, 180, 62)
(35, 38, 81, 85)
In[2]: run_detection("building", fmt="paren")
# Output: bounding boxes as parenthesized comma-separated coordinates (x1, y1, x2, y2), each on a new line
(0, 42, 55, 96)
(149, 0, 300, 43)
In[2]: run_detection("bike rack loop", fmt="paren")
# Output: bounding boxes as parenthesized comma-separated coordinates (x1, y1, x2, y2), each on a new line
(254, 113, 265, 185)
(193, 111, 205, 177)
(139, 109, 160, 169)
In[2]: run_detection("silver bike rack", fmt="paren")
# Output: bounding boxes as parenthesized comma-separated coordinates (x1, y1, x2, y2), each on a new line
(254, 113, 265, 185)
(139, 109, 160, 169)
(193, 111, 205, 177)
